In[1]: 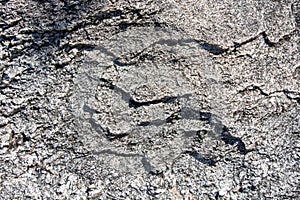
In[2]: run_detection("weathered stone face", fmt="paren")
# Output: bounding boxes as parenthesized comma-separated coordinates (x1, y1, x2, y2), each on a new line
(0, 0, 299, 199)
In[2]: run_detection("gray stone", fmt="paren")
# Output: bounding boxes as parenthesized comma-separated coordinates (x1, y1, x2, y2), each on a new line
(0, 0, 299, 199)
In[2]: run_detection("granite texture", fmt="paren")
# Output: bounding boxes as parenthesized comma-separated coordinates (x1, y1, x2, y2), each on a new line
(0, 0, 299, 199)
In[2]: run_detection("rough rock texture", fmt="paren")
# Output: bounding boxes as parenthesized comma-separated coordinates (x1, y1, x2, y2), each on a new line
(0, 0, 299, 199)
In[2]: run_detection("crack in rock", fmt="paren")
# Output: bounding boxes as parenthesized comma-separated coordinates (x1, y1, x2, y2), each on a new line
(96, 77, 192, 109)
(231, 30, 297, 52)
(73, 27, 257, 175)
(238, 85, 300, 104)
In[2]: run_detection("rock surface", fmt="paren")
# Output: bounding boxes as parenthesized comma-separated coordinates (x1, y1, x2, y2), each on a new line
(0, 0, 299, 199)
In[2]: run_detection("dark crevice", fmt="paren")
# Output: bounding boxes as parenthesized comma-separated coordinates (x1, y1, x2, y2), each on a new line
(232, 30, 296, 52)
(221, 133, 253, 155)
(89, 117, 128, 141)
(183, 151, 217, 166)
(261, 32, 275, 47)
(97, 77, 190, 109)
(282, 90, 300, 104)
(165, 112, 181, 124)
(98, 77, 115, 90)
(238, 85, 300, 104)
(148, 171, 164, 176)
(238, 85, 269, 96)
(21, 132, 31, 143)
(82, 103, 100, 115)
(196, 40, 228, 55)
(129, 96, 177, 108)
(209, 117, 254, 155)
(233, 34, 260, 50)
(54, 63, 69, 69)
(82, 103, 128, 141)
(105, 132, 129, 141)
(137, 121, 151, 126)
